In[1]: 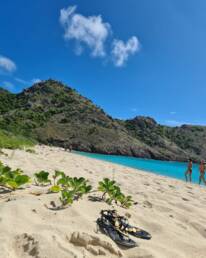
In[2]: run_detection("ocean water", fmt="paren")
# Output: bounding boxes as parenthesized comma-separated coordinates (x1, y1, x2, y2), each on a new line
(76, 152, 201, 184)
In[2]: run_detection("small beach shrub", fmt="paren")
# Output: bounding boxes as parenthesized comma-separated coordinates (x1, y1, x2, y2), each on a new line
(34, 171, 51, 186)
(98, 178, 117, 200)
(98, 178, 134, 209)
(59, 190, 75, 206)
(118, 194, 134, 209)
(0, 161, 31, 191)
(68, 177, 92, 199)
(52, 170, 64, 185)
(56, 171, 70, 188)
(49, 170, 92, 207)
(58, 180, 92, 207)
(57, 177, 92, 207)
(49, 170, 65, 192)
(106, 185, 122, 205)
(6, 174, 31, 190)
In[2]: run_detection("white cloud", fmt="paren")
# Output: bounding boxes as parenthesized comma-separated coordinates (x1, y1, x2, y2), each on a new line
(170, 111, 176, 115)
(31, 78, 41, 84)
(2, 81, 14, 90)
(165, 120, 191, 126)
(111, 36, 140, 67)
(15, 77, 41, 85)
(60, 5, 110, 57)
(0, 55, 16, 72)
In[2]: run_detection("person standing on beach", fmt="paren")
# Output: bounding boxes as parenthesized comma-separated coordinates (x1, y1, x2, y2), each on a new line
(185, 158, 193, 182)
(199, 160, 206, 185)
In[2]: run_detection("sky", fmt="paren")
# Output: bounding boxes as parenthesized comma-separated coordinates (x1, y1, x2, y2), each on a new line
(0, 0, 206, 126)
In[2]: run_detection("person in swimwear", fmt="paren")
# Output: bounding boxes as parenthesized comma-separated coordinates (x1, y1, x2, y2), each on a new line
(185, 158, 193, 182)
(199, 160, 206, 185)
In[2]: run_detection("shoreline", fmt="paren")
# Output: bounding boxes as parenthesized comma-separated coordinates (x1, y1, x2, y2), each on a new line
(0, 145, 206, 258)
(75, 150, 200, 185)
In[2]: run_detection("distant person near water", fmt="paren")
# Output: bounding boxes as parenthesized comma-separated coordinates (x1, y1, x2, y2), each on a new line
(199, 160, 206, 185)
(185, 158, 193, 182)
(63, 144, 72, 152)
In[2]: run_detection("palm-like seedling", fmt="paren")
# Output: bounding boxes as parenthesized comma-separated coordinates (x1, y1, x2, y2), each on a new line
(53, 170, 64, 185)
(98, 178, 134, 209)
(106, 185, 123, 205)
(98, 178, 117, 200)
(49, 172, 92, 206)
(56, 172, 71, 188)
(34, 171, 51, 186)
(67, 177, 92, 199)
(49, 170, 65, 193)
(118, 194, 134, 209)
(59, 190, 75, 207)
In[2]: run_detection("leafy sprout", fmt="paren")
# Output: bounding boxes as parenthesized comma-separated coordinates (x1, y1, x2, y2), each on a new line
(98, 178, 134, 209)
(6, 175, 30, 190)
(119, 195, 134, 209)
(34, 171, 51, 186)
(59, 190, 75, 207)
(49, 185, 62, 193)
(106, 185, 123, 205)
(49, 172, 92, 208)
(52, 170, 64, 185)
(98, 178, 117, 200)
(0, 161, 30, 191)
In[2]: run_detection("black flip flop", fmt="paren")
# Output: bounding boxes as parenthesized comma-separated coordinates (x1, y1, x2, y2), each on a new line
(97, 217, 137, 248)
(101, 210, 152, 240)
(119, 220, 152, 240)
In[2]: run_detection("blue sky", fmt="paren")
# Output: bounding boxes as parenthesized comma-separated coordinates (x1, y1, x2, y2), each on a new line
(0, 0, 206, 126)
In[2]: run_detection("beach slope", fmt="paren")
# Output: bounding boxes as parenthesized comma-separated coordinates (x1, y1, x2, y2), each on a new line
(0, 146, 206, 258)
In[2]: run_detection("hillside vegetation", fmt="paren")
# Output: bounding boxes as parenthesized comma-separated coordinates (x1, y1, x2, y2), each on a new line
(0, 79, 205, 161)
(0, 129, 36, 149)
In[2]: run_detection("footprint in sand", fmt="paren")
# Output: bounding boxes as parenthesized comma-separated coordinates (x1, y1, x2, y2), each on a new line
(143, 201, 153, 208)
(182, 197, 190, 202)
(143, 183, 150, 186)
(157, 188, 164, 193)
(175, 222, 187, 230)
(14, 233, 40, 258)
(69, 231, 123, 257)
(190, 221, 206, 238)
(187, 191, 194, 195)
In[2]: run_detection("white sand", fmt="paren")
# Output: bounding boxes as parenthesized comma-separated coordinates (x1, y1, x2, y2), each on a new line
(0, 145, 206, 258)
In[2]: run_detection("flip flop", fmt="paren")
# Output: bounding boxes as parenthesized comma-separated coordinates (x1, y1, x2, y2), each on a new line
(97, 217, 137, 248)
(101, 210, 152, 240)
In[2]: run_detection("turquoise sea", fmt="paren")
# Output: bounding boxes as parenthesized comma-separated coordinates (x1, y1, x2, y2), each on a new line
(77, 152, 200, 184)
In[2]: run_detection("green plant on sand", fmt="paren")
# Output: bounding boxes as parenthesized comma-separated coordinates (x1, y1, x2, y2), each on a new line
(59, 190, 75, 207)
(98, 178, 134, 209)
(49, 171, 92, 208)
(34, 171, 51, 186)
(98, 178, 117, 200)
(0, 161, 31, 191)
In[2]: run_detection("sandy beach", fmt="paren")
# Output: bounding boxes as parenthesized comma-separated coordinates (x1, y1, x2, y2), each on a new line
(0, 145, 206, 258)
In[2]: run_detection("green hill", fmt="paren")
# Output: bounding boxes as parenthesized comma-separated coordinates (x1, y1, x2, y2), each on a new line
(0, 79, 205, 161)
